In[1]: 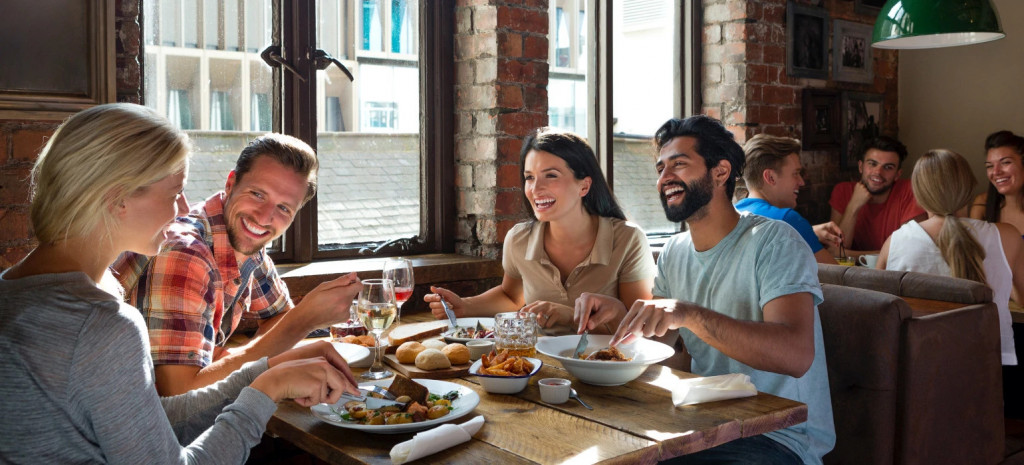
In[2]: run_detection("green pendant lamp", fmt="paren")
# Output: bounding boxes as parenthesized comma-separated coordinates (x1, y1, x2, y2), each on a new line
(872, 0, 1005, 49)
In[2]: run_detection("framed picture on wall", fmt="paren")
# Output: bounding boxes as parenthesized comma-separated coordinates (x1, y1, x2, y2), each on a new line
(801, 88, 841, 150)
(855, 0, 887, 17)
(833, 20, 875, 84)
(786, 2, 829, 80)
(841, 92, 885, 169)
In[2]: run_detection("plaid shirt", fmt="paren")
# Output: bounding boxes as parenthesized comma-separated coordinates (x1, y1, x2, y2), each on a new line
(112, 192, 293, 367)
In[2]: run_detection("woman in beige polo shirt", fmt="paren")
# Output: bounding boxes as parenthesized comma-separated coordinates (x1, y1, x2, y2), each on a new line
(425, 127, 656, 335)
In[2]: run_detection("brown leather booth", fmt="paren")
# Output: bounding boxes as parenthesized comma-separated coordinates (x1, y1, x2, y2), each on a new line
(817, 264, 1004, 465)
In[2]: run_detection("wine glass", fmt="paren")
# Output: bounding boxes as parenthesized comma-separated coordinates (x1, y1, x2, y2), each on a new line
(383, 258, 414, 324)
(357, 278, 398, 380)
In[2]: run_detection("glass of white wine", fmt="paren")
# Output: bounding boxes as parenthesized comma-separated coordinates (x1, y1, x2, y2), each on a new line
(357, 278, 398, 380)
(383, 258, 414, 324)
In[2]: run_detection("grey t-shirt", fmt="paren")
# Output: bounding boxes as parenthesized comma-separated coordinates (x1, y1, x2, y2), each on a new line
(654, 213, 835, 465)
(0, 270, 277, 464)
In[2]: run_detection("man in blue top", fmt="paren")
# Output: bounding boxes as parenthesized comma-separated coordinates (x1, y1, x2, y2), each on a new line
(577, 115, 835, 464)
(736, 134, 841, 264)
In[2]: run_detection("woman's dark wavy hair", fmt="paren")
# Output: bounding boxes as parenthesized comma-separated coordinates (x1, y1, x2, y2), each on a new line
(653, 115, 745, 198)
(983, 130, 1024, 221)
(519, 127, 626, 221)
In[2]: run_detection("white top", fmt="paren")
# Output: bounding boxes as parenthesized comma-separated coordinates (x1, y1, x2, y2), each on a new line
(886, 218, 1016, 365)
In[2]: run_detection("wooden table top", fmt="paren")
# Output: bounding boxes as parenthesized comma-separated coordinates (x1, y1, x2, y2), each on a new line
(266, 315, 808, 464)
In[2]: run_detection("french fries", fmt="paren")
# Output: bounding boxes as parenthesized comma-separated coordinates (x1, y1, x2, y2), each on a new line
(478, 349, 534, 376)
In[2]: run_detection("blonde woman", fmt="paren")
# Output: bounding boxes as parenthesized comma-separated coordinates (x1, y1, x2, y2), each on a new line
(0, 103, 357, 463)
(879, 149, 1023, 366)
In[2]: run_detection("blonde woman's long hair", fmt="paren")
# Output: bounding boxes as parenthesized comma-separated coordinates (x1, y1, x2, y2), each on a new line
(30, 103, 191, 245)
(911, 149, 986, 283)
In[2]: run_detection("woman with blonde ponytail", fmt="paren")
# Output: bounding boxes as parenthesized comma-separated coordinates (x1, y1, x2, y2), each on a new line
(879, 149, 1024, 366)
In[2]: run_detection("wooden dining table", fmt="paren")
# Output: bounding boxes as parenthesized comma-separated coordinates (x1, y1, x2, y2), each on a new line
(266, 314, 808, 464)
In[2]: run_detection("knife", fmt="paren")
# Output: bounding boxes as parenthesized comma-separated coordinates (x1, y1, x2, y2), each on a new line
(573, 330, 589, 359)
(440, 298, 458, 329)
(340, 388, 408, 410)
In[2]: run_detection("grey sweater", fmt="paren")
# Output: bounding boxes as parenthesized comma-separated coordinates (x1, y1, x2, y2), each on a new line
(0, 270, 278, 464)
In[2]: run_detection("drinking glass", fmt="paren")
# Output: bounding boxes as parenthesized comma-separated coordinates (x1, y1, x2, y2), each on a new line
(494, 311, 539, 357)
(357, 279, 398, 380)
(383, 258, 414, 324)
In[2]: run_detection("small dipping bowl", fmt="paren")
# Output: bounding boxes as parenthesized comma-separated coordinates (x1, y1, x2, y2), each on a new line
(538, 378, 571, 404)
(467, 340, 495, 361)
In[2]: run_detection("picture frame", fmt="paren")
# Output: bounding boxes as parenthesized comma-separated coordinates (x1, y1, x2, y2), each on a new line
(840, 92, 885, 169)
(0, 0, 115, 120)
(854, 0, 887, 17)
(833, 20, 875, 84)
(801, 88, 841, 150)
(786, 2, 829, 80)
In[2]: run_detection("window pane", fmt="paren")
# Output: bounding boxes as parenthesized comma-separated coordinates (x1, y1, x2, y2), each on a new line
(224, 0, 240, 51)
(548, 0, 586, 138)
(316, 2, 421, 249)
(160, 0, 179, 46)
(362, 0, 383, 52)
(612, 0, 677, 235)
(145, 1, 276, 229)
(245, 0, 270, 52)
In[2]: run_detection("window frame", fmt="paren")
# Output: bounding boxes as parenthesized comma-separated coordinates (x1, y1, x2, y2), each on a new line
(279, 0, 454, 263)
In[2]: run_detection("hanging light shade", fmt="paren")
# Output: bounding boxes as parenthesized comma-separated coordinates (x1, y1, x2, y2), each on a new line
(872, 0, 1005, 49)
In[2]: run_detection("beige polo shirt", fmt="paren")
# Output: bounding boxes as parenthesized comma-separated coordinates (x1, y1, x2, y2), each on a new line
(502, 216, 656, 334)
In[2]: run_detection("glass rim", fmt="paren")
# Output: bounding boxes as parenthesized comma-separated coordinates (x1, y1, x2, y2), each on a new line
(362, 278, 394, 285)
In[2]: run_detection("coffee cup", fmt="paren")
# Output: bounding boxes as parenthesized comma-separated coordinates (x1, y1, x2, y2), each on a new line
(466, 339, 495, 361)
(538, 378, 571, 404)
(858, 254, 879, 268)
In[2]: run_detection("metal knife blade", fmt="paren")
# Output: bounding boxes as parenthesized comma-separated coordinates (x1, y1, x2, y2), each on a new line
(340, 389, 407, 410)
(441, 298, 458, 329)
(573, 330, 589, 359)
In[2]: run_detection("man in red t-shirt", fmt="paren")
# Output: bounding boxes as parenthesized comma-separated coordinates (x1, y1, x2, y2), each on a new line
(829, 136, 927, 256)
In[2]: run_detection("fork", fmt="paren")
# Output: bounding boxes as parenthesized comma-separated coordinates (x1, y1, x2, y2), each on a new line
(361, 384, 395, 400)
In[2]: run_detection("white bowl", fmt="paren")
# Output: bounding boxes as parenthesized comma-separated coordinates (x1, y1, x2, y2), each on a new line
(536, 335, 674, 386)
(468, 356, 543, 394)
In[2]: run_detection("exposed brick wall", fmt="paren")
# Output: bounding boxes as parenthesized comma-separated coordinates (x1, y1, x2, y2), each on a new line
(0, 1, 140, 270)
(702, 0, 898, 224)
(453, 0, 548, 259)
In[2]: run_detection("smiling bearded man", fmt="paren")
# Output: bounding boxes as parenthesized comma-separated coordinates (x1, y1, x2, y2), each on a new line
(113, 133, 363, 397)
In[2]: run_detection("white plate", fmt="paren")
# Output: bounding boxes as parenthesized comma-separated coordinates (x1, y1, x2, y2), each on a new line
(443, 318, 496, 343)
(295, 339, 373, 368)
(310, 379, 481, 434)
(536, 334, 674, 386)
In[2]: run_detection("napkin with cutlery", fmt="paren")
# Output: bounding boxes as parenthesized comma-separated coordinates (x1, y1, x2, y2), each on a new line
(672, 373, 757, 406)
(390, 415, 485, 464)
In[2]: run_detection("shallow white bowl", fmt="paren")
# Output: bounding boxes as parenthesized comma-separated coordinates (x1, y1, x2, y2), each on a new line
(536, 334, 674, 386)
(468, 356, 543, 394)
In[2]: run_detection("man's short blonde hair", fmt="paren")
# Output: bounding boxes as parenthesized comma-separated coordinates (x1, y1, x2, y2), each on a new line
(30, 103, 191, 244)
(742, 134, 801, 190)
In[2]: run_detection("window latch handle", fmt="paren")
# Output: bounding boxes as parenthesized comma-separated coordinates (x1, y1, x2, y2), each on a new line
(260, 45, 307, 83)
(313, 49, 355, 82)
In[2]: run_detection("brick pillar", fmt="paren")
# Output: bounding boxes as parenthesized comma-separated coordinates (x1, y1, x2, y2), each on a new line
(0, 1, 141, 269)
(700, 0, 898, 223)
(454, 1, 549, 259)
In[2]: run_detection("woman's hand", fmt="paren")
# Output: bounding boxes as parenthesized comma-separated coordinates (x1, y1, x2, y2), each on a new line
(250, 357, 359, 407)
(574, 293, 628, 334)
(522, 301, 573, 329)
(267, 340, 359, 391)
(424, 286, 467, 319)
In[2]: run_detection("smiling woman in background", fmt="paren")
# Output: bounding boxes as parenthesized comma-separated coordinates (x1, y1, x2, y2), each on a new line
(0, 103, 358, 464)
(424, 127, 655, 335)
(971, 130, 1024, 237)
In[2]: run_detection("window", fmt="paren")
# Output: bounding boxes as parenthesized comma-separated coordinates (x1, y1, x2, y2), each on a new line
(548, 0, 700, 237)
(143, 0, 453, 262)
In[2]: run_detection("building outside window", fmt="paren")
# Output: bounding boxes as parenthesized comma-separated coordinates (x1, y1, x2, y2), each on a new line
(143, 0, 446, 260)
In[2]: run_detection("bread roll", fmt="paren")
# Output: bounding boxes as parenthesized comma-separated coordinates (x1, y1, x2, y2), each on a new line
(421, 339, 446, 350)
(415, 348, 452, 370)
(442, 343, 470, 365)
(396, 341, 426, 364)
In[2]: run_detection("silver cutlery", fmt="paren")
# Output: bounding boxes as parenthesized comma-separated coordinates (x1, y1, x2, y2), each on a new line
(573, 330, 589, 359)
(441, 298, 458, 329)
(569, 388, 592, 410)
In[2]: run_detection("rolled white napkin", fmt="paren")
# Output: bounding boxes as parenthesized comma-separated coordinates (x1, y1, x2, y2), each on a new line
(672, 373, 757, 406)
(390, 415, 485, 464)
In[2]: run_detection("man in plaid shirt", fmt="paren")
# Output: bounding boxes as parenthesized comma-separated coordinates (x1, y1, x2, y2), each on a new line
(113, 134, 361, 396)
